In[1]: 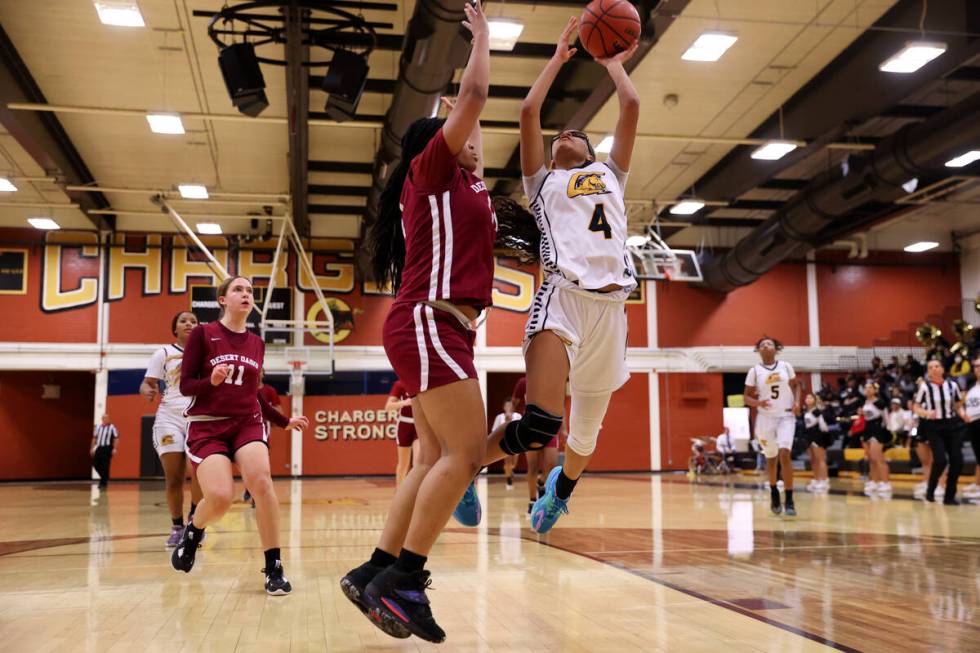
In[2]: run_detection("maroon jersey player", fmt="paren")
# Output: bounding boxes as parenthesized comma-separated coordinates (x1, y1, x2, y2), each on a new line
(340, 2, 495, 642)
(171, 275, 309, 596)
(387, 379, 418, 486)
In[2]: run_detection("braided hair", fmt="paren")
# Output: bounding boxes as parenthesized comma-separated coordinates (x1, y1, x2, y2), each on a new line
(368, 118, 445, 293)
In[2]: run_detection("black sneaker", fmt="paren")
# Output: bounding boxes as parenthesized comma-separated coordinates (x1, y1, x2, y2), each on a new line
(770, 488, 783, 516)
(341, 561, 411, 639)
(365, 567, 445, 643)
(527, 501, 534, 515)
(171, 526, 202, 573)
(784, 502, 797, 517)
(537, 481, 545, 500)
(264, 560, 292, 595)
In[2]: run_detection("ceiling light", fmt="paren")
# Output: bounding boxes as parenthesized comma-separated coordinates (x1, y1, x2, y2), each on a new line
(879, 41, 946, 73)
(625, 235, 650, 247)
(944, 150, 980, 168)
(669, 200, 705, 215)
(682, 32, 738, 62)
(0, 178, 17, 192)
(487, 19, 524, 51)
(146, 113, 185, 134)
(904, 241, 939, 253)
(197, 223, 222, 235)
(596, 136, 614, 154)
(94, 1, 145, 27)
(178, 184, 209, 199)
(901, 178, 918, 193)
(751, 141, 798, 160)
(28, 217, 60, 230)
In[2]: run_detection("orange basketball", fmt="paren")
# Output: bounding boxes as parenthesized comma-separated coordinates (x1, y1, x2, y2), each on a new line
(579, 0, 640, 59)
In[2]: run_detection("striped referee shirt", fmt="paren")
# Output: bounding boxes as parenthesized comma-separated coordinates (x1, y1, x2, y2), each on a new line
(93, 424, 118, 448)
(914, 379, 962, 420)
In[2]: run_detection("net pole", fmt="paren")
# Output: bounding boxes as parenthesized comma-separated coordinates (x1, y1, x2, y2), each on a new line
(153, 195, 230, 281)
(259, 219, 289, 341)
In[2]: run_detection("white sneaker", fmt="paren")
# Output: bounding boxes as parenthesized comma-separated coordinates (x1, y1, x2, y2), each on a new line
(913, 483, 927, 498)
(818, 479, 831, 492)
(876, 482, 893, 496)
(963, 487, 980, 499)
(864, 482, 876, 496)
(963, 483, 979, 495)
(806, 479, 818, 492)
(777, 480, 785, 491)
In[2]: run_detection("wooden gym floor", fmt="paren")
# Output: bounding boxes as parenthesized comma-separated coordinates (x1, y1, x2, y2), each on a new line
(0, 473, 977, 652)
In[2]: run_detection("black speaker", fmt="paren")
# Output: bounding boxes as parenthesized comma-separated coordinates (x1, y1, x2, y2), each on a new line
(321, 49, 368, 121)
(218, 42, 269, 117)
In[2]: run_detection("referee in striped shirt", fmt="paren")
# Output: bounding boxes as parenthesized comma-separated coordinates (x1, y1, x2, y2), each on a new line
(913, 360, 968, 504)
(91, 415, 119, 490)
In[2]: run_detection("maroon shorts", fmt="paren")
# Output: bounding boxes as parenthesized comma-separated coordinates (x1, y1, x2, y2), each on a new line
(544, 436, 558, 449)
(383, 302, 477, 396)
(397, 421, 418, 447)
(186, 412, 267, 468)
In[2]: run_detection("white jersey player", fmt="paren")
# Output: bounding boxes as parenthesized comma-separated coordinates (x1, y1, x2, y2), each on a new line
(140, 311, 203, 548)
(744, 336, 802, 516)
(464, 16, 641, 535)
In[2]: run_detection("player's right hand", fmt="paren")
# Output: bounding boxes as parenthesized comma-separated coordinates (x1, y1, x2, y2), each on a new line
(141, 386, 158, 402)
(554, 17, 578, 63)
(759, 399, 772, 409)
(211, 363, 233, 386)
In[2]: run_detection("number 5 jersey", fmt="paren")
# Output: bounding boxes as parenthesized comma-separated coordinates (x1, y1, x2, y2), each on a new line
(745, 360, 797, 417)
(523, 159, 636, 293)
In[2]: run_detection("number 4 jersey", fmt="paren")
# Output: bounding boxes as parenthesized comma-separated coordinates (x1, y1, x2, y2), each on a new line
(745, 360, 797, 417)
(523, 159, 636, 293)
(179, 321, 288, 427)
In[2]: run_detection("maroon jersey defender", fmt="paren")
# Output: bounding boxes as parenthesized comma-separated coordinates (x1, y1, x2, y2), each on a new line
(390, 379, 417, 447)
(180, 321, 289, 466)
(383, 129, 497, 396)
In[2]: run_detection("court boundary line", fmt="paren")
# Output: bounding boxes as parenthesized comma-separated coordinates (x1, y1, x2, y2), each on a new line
(526, 534, 865, 653)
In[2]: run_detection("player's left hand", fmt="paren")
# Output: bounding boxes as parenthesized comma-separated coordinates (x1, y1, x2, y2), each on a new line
(792, 403, 801, 416)
(287, 416, 310, 431)
(595, 41, 638, 68)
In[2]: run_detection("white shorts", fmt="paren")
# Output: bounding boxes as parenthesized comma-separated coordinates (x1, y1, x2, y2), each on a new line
(755, 413, 796, 458)
(524, 275, 630, 396)
(153, 416, 188, 456)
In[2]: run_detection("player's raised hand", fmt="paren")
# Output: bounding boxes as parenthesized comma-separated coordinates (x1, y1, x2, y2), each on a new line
(553, 16, 578, 63)
(595, 40, 638, 68)
(462, 0, 488, 43)
(211, 363, 233, 386)
(287, 416, 310, 431)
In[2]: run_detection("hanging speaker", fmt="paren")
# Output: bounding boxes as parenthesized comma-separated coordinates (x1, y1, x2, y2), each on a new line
(321, 49, 369, 121)
(218, 42, 269, 117)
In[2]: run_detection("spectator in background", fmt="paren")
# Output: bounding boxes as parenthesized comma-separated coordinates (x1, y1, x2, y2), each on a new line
(950, 353, 972, 390)
(91, 414, 118, 490)
(961, 357, 980, 500)
(904, 354, 924, 379)
(841, 377, 863, 417)
(715, 427, 736, 469)
(748, 433, 765, 471)
(886, 398, 908, 447)
(804, 394, 831, 493)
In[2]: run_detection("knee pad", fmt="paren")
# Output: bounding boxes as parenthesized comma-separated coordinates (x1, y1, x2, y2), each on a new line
(501, 404, 562, 455)
(567, 392, 612, 457)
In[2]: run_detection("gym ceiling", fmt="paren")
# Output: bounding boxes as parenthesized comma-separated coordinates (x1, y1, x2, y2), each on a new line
(0, 0, 977, 270)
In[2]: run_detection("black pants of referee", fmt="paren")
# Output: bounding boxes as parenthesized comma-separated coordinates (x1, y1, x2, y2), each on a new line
(925, 419, 962, 502)
(93, 445, 113, 488)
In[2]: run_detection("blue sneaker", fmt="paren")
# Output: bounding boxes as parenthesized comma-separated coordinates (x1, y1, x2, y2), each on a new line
(530, 466, 569, 534)
(452, 481, 481, 527)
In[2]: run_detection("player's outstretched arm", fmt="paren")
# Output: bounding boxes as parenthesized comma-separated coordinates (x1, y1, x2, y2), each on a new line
(443, 0, 489, 157)
(520, 17, 577, 176)
(595, 42, 639, 172)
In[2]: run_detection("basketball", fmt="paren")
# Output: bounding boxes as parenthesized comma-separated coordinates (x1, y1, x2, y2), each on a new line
(579, 0, 641, 59)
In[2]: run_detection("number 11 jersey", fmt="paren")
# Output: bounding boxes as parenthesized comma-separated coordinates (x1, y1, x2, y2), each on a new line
(523, 159, 636, 293)
(180, 320, 284, 426)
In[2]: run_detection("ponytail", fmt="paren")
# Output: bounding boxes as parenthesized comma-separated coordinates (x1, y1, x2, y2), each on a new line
(493, 196, 539, 263)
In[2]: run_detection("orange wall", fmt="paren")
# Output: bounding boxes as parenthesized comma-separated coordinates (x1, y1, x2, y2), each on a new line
(589, 373, 651, 471)
(303, 395, 399, 475)
(816, 254, 962, 346)
(0, 371, 95, 480)
(657, 263, 809, 347)
(658, 373, 724, 471)
(105, 392, 294, 479)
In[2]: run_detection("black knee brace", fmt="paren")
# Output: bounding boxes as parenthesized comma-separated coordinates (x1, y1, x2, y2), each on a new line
(500, 404, 562, 455)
